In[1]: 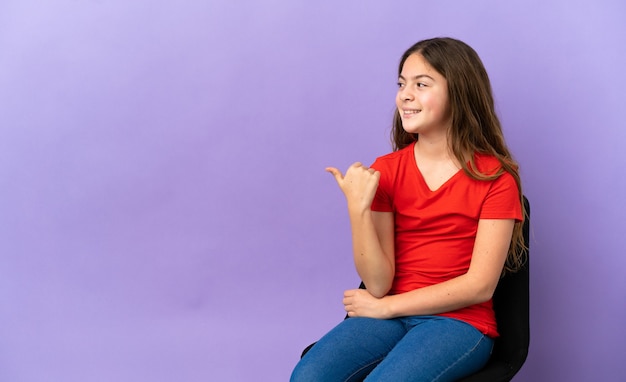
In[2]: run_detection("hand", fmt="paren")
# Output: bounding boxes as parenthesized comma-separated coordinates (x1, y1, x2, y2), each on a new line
(342, 288, 390, 319)
(326, 163, 380, 212)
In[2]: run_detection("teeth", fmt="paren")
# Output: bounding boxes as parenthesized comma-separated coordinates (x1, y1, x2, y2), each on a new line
(404, 110, 420, 114)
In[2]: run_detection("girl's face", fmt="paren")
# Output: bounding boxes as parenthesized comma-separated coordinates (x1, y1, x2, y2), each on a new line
(396, 53, 451, 136)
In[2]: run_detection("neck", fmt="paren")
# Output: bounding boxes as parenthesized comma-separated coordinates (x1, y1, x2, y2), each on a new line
(415, 133, 451, 160)
(414, 133, 463, 170)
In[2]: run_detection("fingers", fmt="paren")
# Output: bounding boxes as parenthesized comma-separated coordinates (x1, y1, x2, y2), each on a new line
(327, 164, 380, 206)
(327, 163, 377, 178)
(325, 167, 345, 189)
(343, 294, 352, 315)
(325, 166, 343, 178)
(350, 162, 371, 173)
(343, 289, 357, 306)
(325, 162, 361, 178)
(343, 289, 361, 317)
(350, 162, 378, 177)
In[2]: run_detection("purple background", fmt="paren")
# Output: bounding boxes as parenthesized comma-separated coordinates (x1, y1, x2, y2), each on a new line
(1, 1, 624, 381)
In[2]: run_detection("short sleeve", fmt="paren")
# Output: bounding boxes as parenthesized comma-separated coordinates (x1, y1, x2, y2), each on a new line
(370, 158, 394, 212)
(480, 171, 523, 221)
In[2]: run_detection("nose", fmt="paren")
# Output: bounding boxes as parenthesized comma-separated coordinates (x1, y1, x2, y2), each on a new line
(398, 86, 414, 101)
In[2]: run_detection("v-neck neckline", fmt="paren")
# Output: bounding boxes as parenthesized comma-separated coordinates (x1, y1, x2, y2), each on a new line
(411, 142, 463, 193)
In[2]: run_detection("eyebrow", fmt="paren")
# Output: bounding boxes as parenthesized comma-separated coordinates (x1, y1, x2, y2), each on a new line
(398, 74, 435, 81)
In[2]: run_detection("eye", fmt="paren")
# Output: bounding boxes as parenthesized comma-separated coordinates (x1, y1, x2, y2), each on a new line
(397, 82, 405, 88)
(417, 82, 427, 88)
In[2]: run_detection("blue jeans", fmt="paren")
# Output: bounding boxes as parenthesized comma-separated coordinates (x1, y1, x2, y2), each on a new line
(291, 316, 493, 382)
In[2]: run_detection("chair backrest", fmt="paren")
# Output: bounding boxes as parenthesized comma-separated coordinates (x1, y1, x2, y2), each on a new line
(459, 196, 530, 381)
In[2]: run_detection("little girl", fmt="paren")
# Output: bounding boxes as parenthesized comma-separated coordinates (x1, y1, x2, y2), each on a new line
(291, 37, 525, 382)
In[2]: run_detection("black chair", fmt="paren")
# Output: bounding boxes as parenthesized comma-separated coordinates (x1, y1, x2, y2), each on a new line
(301, 197, 530, 381)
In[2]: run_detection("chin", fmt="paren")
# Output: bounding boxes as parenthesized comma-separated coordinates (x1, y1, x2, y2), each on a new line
(402, 125, 421, 134)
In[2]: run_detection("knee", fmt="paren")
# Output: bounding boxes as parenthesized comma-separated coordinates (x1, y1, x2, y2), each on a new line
(290, 360, 322, 382)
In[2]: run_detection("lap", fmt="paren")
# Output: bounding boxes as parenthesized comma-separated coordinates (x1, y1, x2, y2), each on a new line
(365, 316, 493, 381)
(291, 316, 493, 382)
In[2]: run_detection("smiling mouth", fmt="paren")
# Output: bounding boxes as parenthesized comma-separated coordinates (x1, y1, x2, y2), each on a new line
(402, 109, 421, 116)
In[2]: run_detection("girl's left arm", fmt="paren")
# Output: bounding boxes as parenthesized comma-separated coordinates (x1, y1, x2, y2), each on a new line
(342, 218, 515, 319)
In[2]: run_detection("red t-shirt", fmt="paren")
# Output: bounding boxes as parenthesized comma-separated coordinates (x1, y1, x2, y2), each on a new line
(370, 142, 522, 337)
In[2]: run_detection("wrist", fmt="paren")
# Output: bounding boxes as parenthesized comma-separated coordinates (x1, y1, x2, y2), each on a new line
(381, 295, 397, 319)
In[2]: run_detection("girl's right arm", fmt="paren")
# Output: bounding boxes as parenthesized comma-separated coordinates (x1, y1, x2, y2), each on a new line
(327, 163, 395, 298)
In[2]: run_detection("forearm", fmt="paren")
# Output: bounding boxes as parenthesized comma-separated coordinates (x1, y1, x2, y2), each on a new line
(348, 208, 394, 298)
(382, 273, 494, 318)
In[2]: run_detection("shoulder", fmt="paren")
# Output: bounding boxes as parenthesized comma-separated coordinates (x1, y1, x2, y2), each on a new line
(473, 152, 502, 175)
(472, 154, 521, 214)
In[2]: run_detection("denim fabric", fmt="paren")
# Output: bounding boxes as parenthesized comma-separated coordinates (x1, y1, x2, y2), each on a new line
(290, 316, 493, 382)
